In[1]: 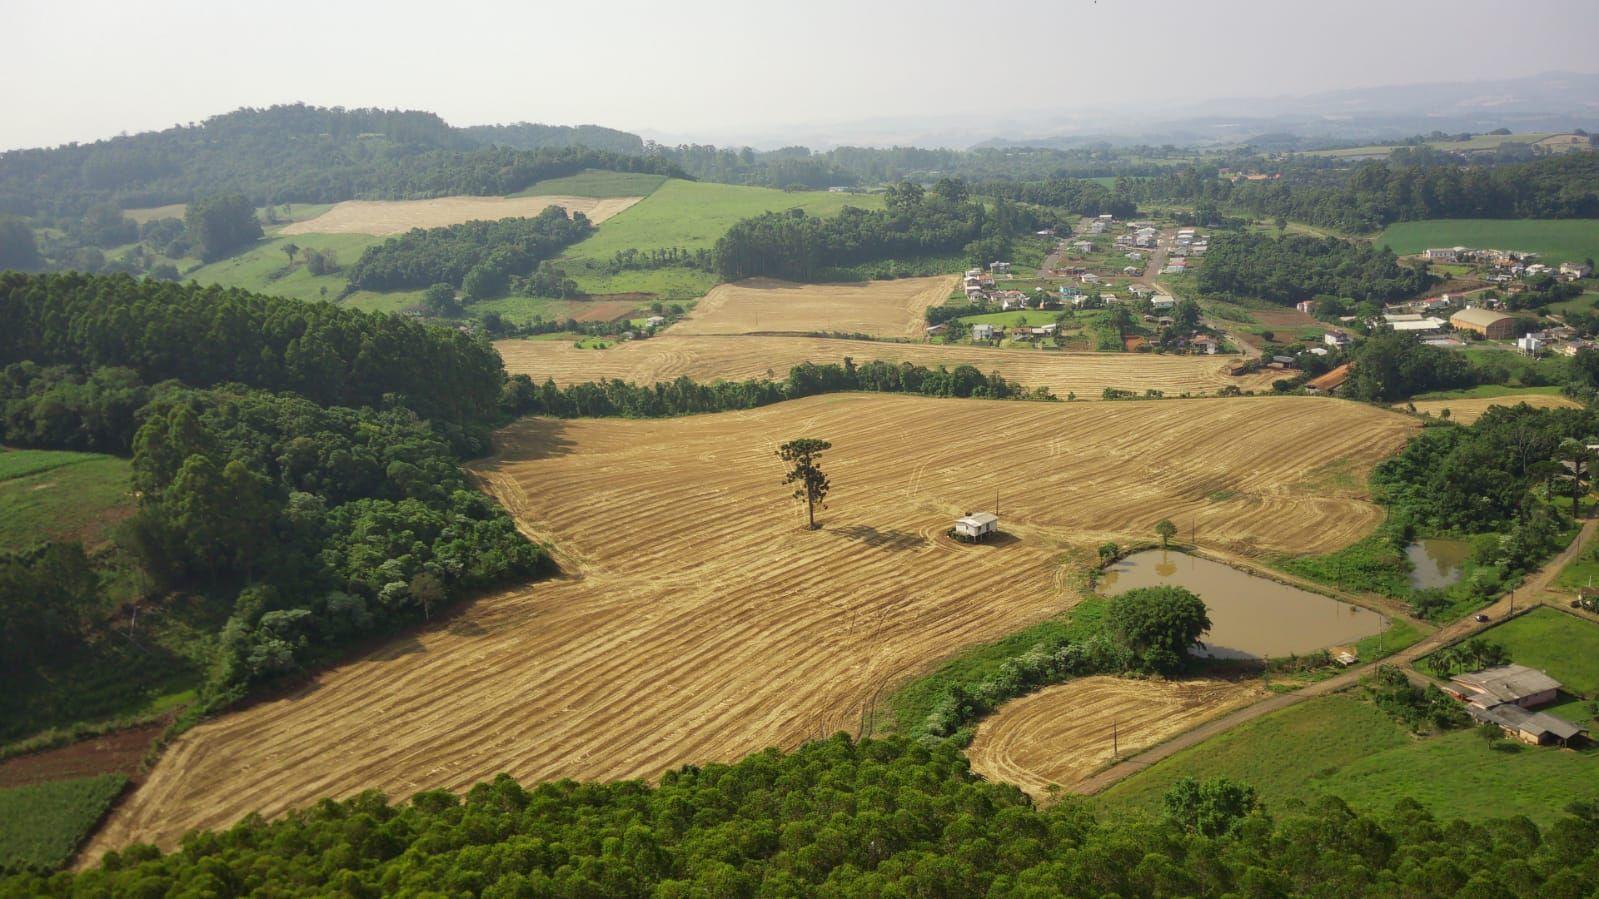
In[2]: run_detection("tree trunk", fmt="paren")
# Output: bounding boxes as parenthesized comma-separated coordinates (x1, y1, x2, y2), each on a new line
(806, 494, 816, 529)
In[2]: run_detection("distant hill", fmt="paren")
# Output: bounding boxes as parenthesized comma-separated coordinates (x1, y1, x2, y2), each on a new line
(0, 104, 655, 222)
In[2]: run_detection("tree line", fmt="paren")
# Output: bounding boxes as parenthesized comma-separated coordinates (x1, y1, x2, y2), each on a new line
(1197, 232, 1434, 304)
(499, 357, 1056, 419)
(345, 206, 594, 297)
(9, 732, 1599, 894)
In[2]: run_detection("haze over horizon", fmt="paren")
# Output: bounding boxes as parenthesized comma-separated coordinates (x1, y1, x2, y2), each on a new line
(4, 0, 1599, 151)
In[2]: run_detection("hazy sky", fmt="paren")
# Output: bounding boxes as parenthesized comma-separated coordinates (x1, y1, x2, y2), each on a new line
(4, 0, 1597, 150)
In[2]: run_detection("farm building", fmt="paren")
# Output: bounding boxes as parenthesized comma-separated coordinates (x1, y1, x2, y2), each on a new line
(1466, 703, 1587, 747)
(953, 512, 999, 542)
(1304, 363, 1352, 395)
(1450, 308, 1516, 340)
(1449, 664, 1561, 710)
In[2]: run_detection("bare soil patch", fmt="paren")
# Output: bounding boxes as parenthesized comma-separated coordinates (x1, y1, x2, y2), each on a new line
(967, 677, 1265, 800)
(0, 723, 164, 789)
(671, 277, 956, 339)
(86, 394, 1413, 859)
(279, 195, 643, 236)
(496, 335, 1280, 397)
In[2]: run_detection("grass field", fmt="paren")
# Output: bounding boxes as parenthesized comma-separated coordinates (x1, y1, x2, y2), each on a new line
(0, 774, 126, 871)
(184, 232, 409, 308)
(1378, 219, 1599, 265)
(495, 334, 1282, 396)
(957, 310, 1067, 327)
(0, 448, 132, 549)
(1479, 608, 1599, 696)
(87, 393, 1414, 859)
(670, 276, 954, 339)
(279, 194, 643, 236)
(1099, 692, 1599, 825)
(1546, 291, 1599, 316)
(968, 676, 1264, 800)
(511, 170, 669, 198)
(1301, 132, 1562, 159)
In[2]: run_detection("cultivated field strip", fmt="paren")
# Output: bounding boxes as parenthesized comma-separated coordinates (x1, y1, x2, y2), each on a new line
(496, 335, 1281, 397)
(86, 395, 1414, 858)
(967, 677, 1265, 800)
(1406, 393, 1581, 424)
(279, 195, 644, 236)
(670, 277, 958, 339)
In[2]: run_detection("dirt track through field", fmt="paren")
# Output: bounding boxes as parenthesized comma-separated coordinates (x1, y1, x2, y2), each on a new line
(1406, 393, 1581, 424)
(279, 195, 643, 236)
(671, 277, 956, 339)
(85, 394, 1414, 861)
(496, 335, 1279, 397)
(966, 677, 1265, 800)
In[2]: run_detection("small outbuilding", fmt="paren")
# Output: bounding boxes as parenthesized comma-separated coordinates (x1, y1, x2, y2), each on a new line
(953, 512, 999, 542)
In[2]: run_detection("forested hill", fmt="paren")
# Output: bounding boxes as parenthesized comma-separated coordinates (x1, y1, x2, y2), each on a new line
(0, 104, 673, 221)
(462, 121, 643, 154)
(0, 271, 504, 433)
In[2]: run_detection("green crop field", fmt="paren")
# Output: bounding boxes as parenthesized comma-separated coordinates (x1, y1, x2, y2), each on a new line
(1378, 219, 1599, 265)
(1479, 608, 1599, 697)
(1100, 692, 1599, 824)
(0, 448, 132, 549)
(511, 169, 669, 198)
(0, 774, 127, 870)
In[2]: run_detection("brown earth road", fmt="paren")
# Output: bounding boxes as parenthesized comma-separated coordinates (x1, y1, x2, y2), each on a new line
(1069, 517, 1598, 796)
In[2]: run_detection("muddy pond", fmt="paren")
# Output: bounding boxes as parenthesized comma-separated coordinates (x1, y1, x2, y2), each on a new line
(1100, 549, 1387, 660)
(1405, 537, 1471, 590)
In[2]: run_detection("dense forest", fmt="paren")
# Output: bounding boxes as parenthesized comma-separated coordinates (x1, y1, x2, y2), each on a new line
(460, 121, 644, 155)
(1139, 154, 1599, 232)
(1197, 232, 1434, 304)
(346, 206, 595, 296)
(713, 180, 1039, 281)
(0, 273, 540, 725)
(0, 272, 504, 438)
(982, 176, 1139, 219)
(0, 105, 684, 221)
(8, 734, 1599, 895)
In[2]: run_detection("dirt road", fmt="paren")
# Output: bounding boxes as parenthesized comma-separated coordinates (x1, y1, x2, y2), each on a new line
(1070, 518, 1597, 795)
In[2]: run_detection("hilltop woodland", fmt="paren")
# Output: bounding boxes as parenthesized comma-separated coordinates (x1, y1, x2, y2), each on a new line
(1134, 153, 1599, 233)
(713, 180, 1054, 281)
(0, 273, 539, 735)
(345, 206, 594, 298)
(1197, 232, 1434, 305)
(9, 734, 1599, 896)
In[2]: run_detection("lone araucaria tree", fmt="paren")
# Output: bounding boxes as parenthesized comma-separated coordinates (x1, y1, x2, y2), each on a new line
(778, 438, 831, 530)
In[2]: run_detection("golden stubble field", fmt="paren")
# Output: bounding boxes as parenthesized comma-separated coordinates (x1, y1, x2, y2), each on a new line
(278, 195, 644, 236)
(670, 276, 956, 338)
(85, 394, 1415, 860)
(1405, 393, 1581, 424)
(966, 676, 1266, 800)
(497, 335, 1280, 397)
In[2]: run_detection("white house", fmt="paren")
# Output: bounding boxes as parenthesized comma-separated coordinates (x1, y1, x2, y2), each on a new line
(990, 261, 1012, 275)
(1324, 331, 1351, 348)
(1295, 300, 1315, 314)
(645, 315, 667, 328)
(1561, 261, 1593, 280)
(971, 323, 995, 341)
(1150, 295, 1176, 310)
(1517, 335, 1546, 355)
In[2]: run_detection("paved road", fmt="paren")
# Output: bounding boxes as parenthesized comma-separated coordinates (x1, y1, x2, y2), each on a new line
(1069, 518, 1597, 796)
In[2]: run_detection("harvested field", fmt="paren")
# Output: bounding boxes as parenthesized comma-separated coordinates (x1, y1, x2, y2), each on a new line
(86, 394, 1413, 860)
(968, 677, 1265, 800)
(671, 277, 956, 339)
(1408, 393, 1581, 423)
(496, 335, 1281, 396)
(279, 195, 643, 236)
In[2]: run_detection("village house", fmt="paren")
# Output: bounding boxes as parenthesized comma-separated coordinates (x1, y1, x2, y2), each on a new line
(1295, 300, 1315, 314)
(971, 323, 995, 341)
(1128, 284, 1155, 298)
(1323, 331, 1350, 348)
(925, 323, 947, 337)
(1450, 307, 1516, 340)
(1426, 246, 1469, 262)
(990, 261, 1012, 275)
(952, 511, 998, 542)
(1150, 295, 1176, 311)
(1059, 285, 1083, 300)
(1561, 260, 1593, 280)
(1467, 703, 1587, 747)
(1190, 335, 1220, 355)
(1517, 334, 1546, 355)
(1080, 273, 1101, 284)
(1449, 664, 1561, 710)
(1072, 240, 1093, 253)
(1561, 340, 1597, 357)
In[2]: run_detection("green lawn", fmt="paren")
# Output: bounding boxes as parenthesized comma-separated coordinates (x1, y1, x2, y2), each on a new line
(1479, 607, 1599, 697)
(0, 448, 132, 549)
(511, 169, 669, 198)
(1378, 219, 1599, 266)
(0, 774, 127, 871)
(1100, 692, 1599, 825)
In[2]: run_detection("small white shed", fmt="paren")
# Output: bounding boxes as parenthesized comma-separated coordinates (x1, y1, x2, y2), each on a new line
(954, 512, 999, 541)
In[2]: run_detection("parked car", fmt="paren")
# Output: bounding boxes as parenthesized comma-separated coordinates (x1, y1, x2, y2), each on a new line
(1474, 613, 1490, 623)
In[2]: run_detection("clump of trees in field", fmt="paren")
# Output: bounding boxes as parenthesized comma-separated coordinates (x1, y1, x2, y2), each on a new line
(1344, 329, 1476, 402)
(0, 272, 540, 722)
(499, 357, 1056, 419)
(184, 193, 261, 261)
(17, 731, 1595, 895)
(713, 180, 1038, 281)
(345, 206, 594, 297)
(1197, 232, 1433, 304)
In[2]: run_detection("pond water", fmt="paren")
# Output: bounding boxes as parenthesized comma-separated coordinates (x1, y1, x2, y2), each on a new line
(1100, 549, 1387, 660)
(1405, 538, 1472, 590)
